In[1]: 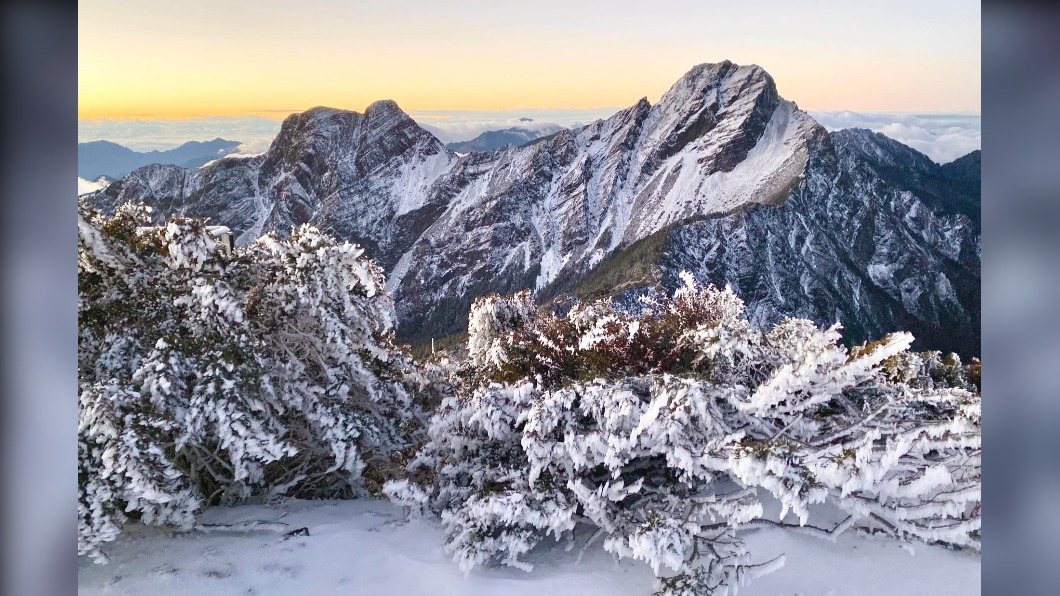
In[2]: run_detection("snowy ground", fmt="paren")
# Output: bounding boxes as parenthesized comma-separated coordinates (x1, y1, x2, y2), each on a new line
(78, 499, 980, 596)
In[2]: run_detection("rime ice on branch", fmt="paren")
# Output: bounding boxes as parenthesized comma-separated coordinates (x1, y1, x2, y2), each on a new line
(387, 274, 980, 596)
(78, 201, 422, 562)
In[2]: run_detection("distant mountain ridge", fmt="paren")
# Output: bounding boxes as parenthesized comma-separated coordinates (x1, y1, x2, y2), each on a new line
(78, 138, 242, 181)
(84, 61, 981, 356)
(829, 129, 981, 231)
(446, 125, 565, 153)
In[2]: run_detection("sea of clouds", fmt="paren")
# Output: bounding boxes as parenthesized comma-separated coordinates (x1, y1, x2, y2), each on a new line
(76, 109, 621, 153)
(77, 177, 108, 195)
(809, 111, 981, 164)
(78, 115, 284, 155)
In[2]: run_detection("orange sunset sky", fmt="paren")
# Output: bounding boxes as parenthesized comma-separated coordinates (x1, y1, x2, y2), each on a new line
(78, 0, 980, 120)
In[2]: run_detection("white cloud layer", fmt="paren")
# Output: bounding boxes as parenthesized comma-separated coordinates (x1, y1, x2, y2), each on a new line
(77, 177, 108, 196)
(809, 111, 980, 164)
(77, 109, 621, 152)
(78, 110, 980, 168)
(233, 139, 275, 155)
(78, 116, 283, 153)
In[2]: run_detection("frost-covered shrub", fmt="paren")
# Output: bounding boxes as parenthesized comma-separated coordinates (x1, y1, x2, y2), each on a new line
(387, 274, 981, 595)
(78, 201, 423, 562)
(466, 290, 536, 371)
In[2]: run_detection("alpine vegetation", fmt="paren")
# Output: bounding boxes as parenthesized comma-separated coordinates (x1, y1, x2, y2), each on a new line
(77, 201, 423, 562)
(386, 274, 981, 596)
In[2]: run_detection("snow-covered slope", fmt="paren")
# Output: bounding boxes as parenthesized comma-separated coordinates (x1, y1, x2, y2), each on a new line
(655, 126, 980, 356)
(83, 61, 980, 355)
(387, 62, 825, 340)
(76, 499, 980, 596)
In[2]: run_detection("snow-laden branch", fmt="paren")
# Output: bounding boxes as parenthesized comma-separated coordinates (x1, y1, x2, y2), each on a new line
(387, 275, 981, 596)
(78, 200, 426, 562)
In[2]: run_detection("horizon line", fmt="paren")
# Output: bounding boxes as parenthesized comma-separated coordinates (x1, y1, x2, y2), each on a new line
(78, 107, 983, 123)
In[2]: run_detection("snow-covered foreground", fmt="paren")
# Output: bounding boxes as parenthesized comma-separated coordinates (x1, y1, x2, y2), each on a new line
(78, 499, 979, 596)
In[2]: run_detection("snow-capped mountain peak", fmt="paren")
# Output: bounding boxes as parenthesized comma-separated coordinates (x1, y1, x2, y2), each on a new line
(83, 61, 980, 356)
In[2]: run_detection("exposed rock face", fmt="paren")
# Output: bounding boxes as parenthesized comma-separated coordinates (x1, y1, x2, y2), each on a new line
(657, 128, 979, 356)
(389, 62, 823, 339)
(84, 61, 980, 356)
(88, 102, 454, 271)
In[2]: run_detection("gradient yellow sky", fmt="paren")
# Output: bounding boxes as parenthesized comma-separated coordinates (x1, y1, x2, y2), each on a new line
(78, 0, 981, 120)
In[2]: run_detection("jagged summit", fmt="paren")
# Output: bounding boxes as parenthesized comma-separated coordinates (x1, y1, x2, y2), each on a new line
(275, 100, 417, 141)
(365, 99, 406, 117)
(268, 106, 361, 153)
(663, 61, 772, 97)
(83, 61, 980, 355)
(652, 62, 775, 126)
(292, 105, 360, 121)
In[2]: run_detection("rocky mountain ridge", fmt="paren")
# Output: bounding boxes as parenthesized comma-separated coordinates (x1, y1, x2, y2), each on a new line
(83, 61, 980, 356)
(446, 125, 566, 153)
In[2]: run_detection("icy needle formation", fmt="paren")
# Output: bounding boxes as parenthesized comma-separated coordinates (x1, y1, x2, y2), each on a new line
(83, 61, 980, 357)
